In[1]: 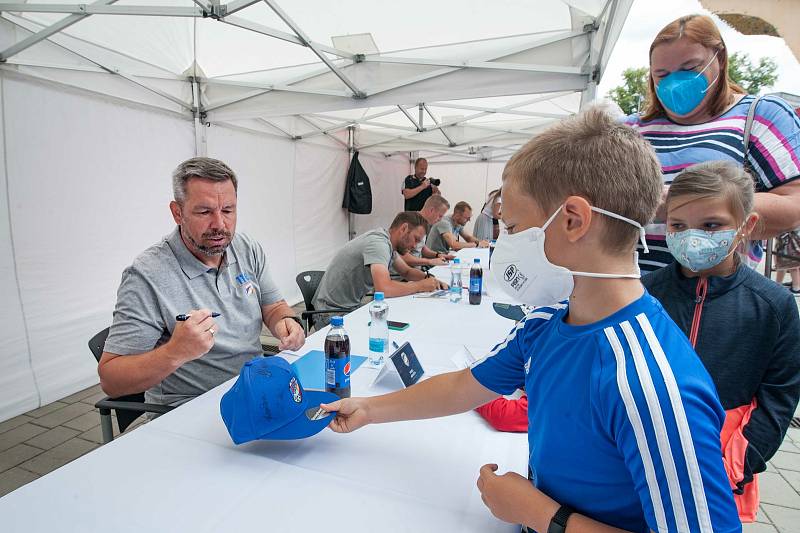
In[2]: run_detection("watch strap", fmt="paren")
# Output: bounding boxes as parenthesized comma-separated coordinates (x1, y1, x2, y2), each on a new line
(546, 504, 575, 533)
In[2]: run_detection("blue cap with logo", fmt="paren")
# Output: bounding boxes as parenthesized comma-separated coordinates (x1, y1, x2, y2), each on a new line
(220, 356, 339, 444)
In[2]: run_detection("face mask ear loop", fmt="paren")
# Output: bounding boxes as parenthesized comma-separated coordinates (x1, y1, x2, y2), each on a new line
(697, 49, 720, 92)
(590, 206, 649, 254)
(541, 204, 564, 232)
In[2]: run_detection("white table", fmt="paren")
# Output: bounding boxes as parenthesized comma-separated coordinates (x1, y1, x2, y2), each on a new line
(0, 295, 526, 532)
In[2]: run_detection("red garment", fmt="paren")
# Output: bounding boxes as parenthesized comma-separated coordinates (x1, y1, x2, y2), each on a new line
(721, 399, 760, 523)
(475, 395, 528, 432)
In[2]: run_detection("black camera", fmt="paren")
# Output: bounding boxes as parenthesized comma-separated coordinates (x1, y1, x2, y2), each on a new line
(428, 177, 441, 186)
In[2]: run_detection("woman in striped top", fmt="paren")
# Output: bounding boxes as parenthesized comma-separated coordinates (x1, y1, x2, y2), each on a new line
(625, 14, 800, 273)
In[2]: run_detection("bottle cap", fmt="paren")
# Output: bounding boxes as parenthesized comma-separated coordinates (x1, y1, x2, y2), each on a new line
(331, 316, 343, 327)
(474, 258, 480, 263)
(453, 258, 461, 264)
(374, 292, 385, 301)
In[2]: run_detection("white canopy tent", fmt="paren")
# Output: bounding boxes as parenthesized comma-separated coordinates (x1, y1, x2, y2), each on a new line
(0, 0, 631, 420)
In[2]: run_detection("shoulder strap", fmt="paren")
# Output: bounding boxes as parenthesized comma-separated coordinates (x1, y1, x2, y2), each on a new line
(742, 95, 763, 172)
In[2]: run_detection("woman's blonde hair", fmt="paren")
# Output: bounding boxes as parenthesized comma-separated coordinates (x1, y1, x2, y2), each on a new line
(667, 161, 755, 224)
(641, 14, 745, 121)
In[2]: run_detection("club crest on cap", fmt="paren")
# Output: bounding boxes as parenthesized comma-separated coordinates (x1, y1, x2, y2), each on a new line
(289, 377, 302, 403)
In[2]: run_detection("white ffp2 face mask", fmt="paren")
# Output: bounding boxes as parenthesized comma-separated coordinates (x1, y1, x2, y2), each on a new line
(491, 205, 646, 307)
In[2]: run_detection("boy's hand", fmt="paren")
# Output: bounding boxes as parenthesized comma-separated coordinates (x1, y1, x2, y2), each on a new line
(321, 398, 371, 433)
(476, 464, 535, 525)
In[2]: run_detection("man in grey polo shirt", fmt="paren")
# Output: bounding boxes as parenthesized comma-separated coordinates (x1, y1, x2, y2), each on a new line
(313, 211, 447, 326)
(99, 157, 304, 407)
(426, 201, 489, 254)
(389, 195, 454, 280)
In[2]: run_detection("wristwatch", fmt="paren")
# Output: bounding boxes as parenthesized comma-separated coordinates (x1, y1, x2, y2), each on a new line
(282, 316, 303, 328)
(547, 504, 575, 533)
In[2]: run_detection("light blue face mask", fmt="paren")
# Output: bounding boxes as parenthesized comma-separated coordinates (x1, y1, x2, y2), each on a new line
(655, 51, 719, 116)
(666, 227, 738, 272)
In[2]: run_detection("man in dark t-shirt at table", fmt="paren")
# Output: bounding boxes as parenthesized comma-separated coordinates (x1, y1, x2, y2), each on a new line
(402, 158, 441, 211)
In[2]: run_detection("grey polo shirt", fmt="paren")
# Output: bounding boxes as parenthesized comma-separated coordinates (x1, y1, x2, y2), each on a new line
(426, 215, 462, 253)
(389, 240, 425, 280)
(104, 227, 284, 406)
(313, 228, 393, 312)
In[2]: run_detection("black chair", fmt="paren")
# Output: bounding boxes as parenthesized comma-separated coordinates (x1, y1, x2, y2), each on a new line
(295, 271, 357, 333)
(89, 328, 174, 443)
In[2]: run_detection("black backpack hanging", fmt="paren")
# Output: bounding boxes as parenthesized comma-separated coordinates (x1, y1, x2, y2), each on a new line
(342, 151, 372, 214)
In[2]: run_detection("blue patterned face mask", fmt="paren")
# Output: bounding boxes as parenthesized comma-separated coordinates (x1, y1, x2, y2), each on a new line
(666, 228, 738, 272)
(655, 50, 719, 116)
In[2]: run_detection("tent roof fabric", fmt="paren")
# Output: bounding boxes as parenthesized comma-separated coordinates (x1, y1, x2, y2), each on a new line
(0, 0, 632, 161)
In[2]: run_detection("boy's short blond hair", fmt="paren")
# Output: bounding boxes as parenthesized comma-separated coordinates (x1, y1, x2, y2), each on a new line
(503, 107, 662, 253)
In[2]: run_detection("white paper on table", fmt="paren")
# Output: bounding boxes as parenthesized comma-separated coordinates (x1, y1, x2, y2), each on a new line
(450, 345, 479, 370)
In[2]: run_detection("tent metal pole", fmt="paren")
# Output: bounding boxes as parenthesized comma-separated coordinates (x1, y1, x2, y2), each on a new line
(220, 16, 352, 59)
(0, 4, 204, 16)
(297, 115, 349, 148)
(422, 104, 456, 147)
(221, 0, 262, 17)
(397, 105, 421, 131)
(257, 118, 295, 139)
(261, 0, 365, 98)
(192, 78, 207, 156)
(0, 0, 118, 63)
(347, 126, 355, 241)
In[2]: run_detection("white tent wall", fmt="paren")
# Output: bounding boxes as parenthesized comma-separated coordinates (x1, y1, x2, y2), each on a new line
(431, 161, 505, 235)
(0, 71, 195, 419)
(0, 74, 39, 419)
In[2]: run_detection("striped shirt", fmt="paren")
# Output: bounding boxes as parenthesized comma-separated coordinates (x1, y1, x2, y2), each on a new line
(471, 293, 740, 532)
(626, 95, 800, 272)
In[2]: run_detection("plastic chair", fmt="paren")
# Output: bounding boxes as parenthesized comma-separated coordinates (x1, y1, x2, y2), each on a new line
(88, 328, 174, 443)
(295, 271, 356, 333)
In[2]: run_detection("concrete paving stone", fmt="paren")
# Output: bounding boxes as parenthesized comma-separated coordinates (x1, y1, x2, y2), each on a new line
(24, 426, 80, 451)
(63, 411, 104, 432)
(786, 428, 800, 444)
(779, 439, 800, 454)
(757, 505, 773, 524)
(0, 414, 33, 435)
(17, 437, 99, 476)
(759, 471, 800, 508)
(771, 451, 800, 472)
(25, 401, 68, 418)
(29, 402, 94, 429)
(761, 504, 800, 533)
(781, 469, 800, 495)
(80, 390, 108, 406)
(0, 467, 40, 497)
(0, 423, 48, 453)
(78, 423, 119, 444)
(0, 444, 43, 473)
(59, 383, 102, 404)
(743, 522, 777, 533)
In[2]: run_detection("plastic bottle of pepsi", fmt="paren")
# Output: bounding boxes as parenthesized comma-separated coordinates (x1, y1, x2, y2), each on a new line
(449, 258, 463, 303)
(325, 316, 351, 398)
(469, 258, 483, 305)
(368, 292, 389, 366)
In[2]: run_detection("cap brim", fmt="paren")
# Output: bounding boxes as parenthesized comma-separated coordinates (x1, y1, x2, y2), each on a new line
(257, 389, 340, 440)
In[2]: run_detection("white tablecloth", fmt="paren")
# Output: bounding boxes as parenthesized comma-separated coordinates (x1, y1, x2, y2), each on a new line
(0, 292, 526, 532)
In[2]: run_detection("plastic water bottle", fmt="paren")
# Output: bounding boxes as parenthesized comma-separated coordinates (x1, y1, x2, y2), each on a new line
(449, 258, 463, 303)
(469, 258, 483, 305)
(324, 316, 351, 398)
(368, 292, 389, 366)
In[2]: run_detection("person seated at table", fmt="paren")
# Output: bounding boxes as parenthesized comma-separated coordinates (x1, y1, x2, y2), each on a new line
(322, 108, 740, 532)
(390, 195, 455, 280)
(99, 157, 305, 407)
(642, 161, 800, 522)
(426, 201, 490, 254)
(313, 211, 447, 326)
(474, 188, 502, 242)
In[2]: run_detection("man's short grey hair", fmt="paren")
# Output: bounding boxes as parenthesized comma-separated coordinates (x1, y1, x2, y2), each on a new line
(172, 157, 238, 203)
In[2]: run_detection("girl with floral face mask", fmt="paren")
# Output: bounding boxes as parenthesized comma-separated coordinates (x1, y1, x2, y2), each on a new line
(642, 160, 800, 523)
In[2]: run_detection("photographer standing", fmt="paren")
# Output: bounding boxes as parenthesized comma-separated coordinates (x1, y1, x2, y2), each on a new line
(402, 158, 440, 211)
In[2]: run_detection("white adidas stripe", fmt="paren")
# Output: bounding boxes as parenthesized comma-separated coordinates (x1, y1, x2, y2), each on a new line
(604, 326, 669, 533)
(620, 321, 690, 531)
(637, 314, 713, 533)
(472, 311, 552, 366)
